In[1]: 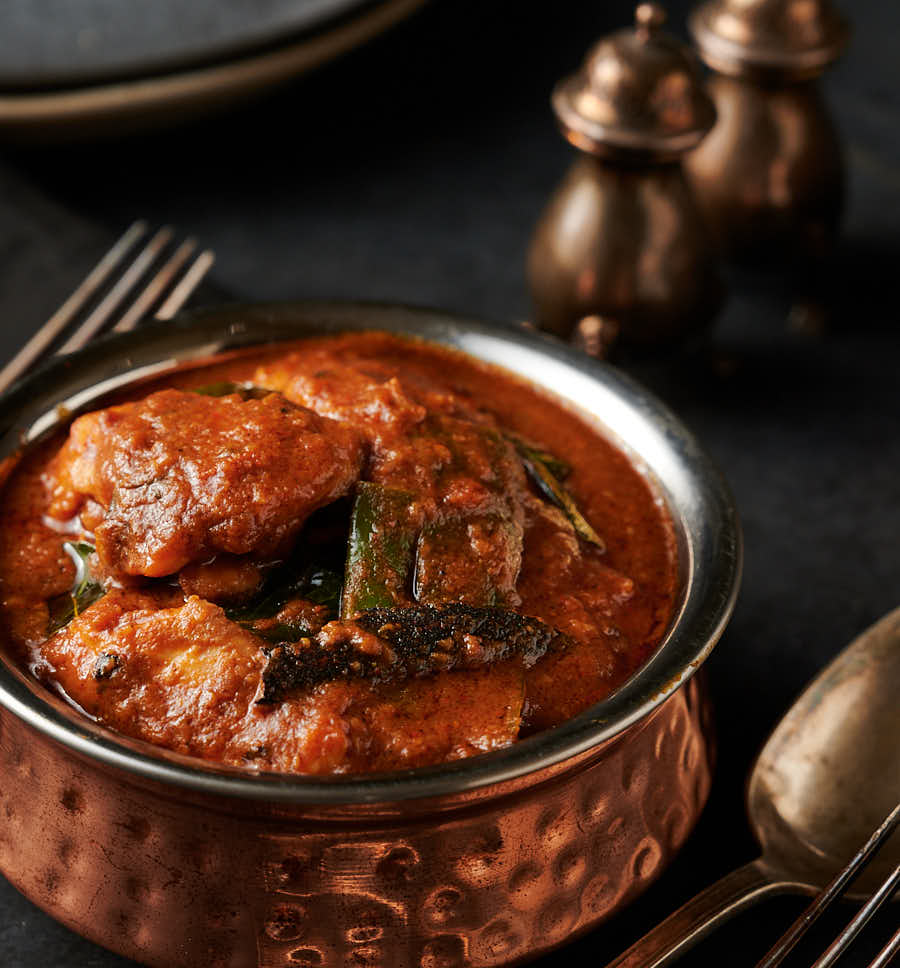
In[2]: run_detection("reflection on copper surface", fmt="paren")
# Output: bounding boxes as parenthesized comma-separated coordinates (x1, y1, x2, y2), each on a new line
(687, 0, 848, 274)
(686, 75, 844, 264)
(530, 159, 722, 352)
(530, 4, 722, 354)
(0, 676, 713, 967)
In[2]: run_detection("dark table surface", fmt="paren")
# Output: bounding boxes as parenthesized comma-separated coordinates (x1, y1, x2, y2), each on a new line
(0, 1, 898, 965)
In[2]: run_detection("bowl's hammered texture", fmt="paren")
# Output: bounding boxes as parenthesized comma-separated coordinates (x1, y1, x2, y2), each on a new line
(0, 675, 712, 968)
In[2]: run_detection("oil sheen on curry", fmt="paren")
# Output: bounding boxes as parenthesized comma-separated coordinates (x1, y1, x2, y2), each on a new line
(0, 333, 677, 775)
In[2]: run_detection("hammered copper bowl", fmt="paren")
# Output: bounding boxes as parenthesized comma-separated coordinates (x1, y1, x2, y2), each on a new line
(0, 303, 741, 968)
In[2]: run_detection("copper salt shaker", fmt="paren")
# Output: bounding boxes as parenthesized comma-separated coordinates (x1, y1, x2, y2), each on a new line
(528, 3, 722, 356)
(685, 0, 849, 273)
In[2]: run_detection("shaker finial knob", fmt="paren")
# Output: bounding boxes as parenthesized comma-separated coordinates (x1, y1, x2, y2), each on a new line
(635, 3, 666, 38)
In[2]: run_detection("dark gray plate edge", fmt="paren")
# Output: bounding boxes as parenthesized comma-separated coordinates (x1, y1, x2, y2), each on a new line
(0, 0, 399, 92)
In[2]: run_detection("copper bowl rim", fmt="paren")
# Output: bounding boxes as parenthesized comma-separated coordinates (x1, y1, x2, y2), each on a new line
(0, 301, 741, 805)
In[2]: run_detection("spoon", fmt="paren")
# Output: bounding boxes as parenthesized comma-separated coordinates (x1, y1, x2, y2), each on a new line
(607, 605, 900, 967)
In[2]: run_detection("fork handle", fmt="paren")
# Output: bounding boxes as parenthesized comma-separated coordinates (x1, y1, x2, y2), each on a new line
(603, 859, 809, 968)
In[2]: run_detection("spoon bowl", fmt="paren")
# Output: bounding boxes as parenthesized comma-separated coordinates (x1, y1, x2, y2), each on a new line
(750, 605, 900, 896)
(609, 605, 900, 967)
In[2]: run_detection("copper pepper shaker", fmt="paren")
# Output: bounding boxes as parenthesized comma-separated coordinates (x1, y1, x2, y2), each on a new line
(685, 0, 849, 323)
(528, 3, 723, 357)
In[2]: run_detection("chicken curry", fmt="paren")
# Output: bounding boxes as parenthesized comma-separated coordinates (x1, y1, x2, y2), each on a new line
(0, 332, 677, 774)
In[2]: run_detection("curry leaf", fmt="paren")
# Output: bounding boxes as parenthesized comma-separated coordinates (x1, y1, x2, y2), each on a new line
(191, 381, 272, 400)
(341, 483, 417, 617)
(225, 563, 342, 626)
(47, 542, 105, 635)
(245, 622, 314, 644)
(512, 438, 605, 550)
(506, 434, 571, 480)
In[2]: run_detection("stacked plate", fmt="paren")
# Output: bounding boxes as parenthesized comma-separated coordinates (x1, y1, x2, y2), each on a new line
(0, 0, 425, 139)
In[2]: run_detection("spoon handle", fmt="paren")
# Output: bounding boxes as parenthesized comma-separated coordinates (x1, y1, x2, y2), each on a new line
(603, 859, 806, 968)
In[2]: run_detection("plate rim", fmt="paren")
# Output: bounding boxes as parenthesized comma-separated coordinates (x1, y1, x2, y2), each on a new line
(0, 0, 426, 138)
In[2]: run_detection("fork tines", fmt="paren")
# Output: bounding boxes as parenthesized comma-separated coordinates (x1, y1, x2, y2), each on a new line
(756, 802, 900, 968)
(0, 221, 214, 395)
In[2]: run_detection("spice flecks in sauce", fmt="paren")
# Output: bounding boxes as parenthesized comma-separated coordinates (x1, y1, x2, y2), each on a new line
(0, 332, 677, 773)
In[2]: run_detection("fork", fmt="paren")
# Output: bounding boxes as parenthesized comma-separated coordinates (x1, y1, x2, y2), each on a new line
(755, 804, 900, 968)
(0, 220, 214, 395)
(618, 805, 900, 968)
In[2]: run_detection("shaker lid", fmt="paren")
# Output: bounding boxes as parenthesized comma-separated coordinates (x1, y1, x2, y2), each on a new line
(689, 0, 849, 79)
(552, 3, 716, 161)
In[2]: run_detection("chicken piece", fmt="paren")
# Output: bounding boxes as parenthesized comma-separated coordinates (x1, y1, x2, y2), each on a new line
(253, 352, 503, 477)
(43, 389, 364, 578)
(178, 556, 264, 605)
(40, 590, 269, 758)
(41, 590, 524, 773)
(407, 416, 527, 607)
(253, 352, 432, 449)
(343, 662, 524, 772)
(243, 664, 525, 774)
(257, 353, 529, 608)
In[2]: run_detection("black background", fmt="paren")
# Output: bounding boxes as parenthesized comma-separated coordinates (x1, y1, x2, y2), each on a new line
(0, 0, 897, 965)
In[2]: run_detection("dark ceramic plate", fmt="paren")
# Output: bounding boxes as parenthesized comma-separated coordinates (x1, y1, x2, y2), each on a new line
(0, 0, 425, 139)
(2, 0, 392, 88)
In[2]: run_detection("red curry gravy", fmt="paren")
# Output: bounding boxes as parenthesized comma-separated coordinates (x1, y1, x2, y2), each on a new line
(0, 332, 677, 774)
